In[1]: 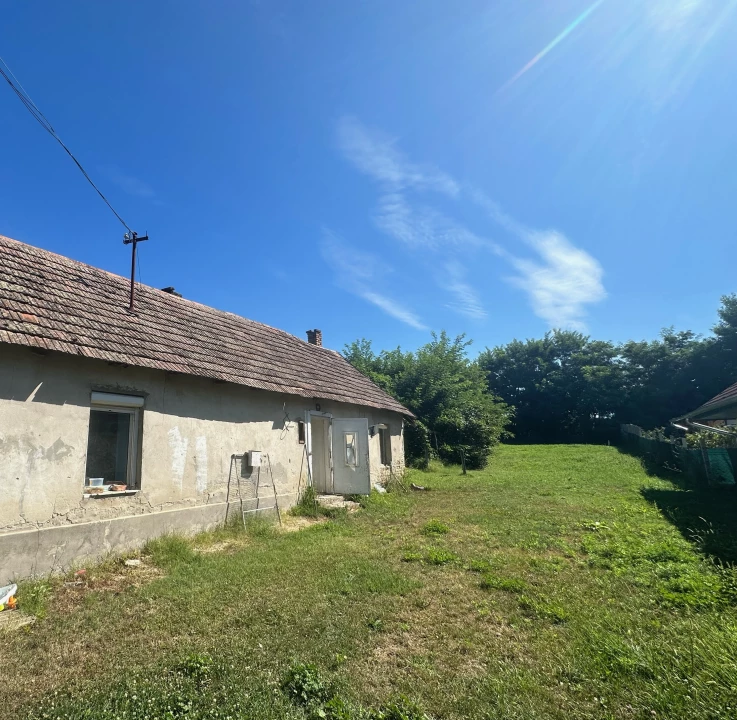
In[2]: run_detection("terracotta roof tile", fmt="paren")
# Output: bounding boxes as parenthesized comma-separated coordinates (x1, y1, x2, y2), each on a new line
(0, 235, 412, 417)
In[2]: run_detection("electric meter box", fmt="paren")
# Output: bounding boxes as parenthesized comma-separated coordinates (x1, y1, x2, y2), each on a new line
(248, 451, 262, 468)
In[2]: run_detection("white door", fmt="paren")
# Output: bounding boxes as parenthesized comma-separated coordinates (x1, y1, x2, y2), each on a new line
(332, 418, 371, 495)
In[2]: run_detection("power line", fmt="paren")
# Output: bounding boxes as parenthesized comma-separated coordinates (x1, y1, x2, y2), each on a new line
(0, 55, 133, 233)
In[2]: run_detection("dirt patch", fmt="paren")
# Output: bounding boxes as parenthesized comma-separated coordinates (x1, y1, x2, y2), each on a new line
(194, 539, 245, 554)
(51, 560, 164, 614)
(281, 515, 329, 532)
(0, 610, 35, 633)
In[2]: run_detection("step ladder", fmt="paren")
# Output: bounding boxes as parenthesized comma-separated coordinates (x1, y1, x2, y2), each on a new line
(225, 452, 282, 528)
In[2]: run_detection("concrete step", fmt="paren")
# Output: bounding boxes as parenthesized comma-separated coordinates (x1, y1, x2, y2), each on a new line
(317, 494, 360, 510)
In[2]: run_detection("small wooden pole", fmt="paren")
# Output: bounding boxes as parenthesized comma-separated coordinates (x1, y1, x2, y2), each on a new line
(461, 448, 467, 475)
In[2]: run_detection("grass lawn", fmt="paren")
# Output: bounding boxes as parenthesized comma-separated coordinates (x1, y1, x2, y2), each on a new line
(5, 444, 737, 719)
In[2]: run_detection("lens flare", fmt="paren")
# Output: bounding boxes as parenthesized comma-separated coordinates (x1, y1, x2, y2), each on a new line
(497, 0, 606, 94)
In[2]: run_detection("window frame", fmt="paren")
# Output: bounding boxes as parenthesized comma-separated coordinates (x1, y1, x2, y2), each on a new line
(344, 430, 358, 468)
(379, 426, 392, 467)
(85, 394, 143, 495)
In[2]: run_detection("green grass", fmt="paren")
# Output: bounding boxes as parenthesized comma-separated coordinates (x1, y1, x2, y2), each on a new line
(5, 444, 737, 719)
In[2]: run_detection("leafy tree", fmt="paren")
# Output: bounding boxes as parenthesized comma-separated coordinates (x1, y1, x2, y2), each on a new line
(618, 329, 706, 429)
(344, 332, 511, 469)
(348, 295, 737, 449)
(479, 331, 621, 443)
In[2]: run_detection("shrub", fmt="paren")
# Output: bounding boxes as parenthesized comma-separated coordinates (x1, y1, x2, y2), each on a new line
(404, 421, 432, 469)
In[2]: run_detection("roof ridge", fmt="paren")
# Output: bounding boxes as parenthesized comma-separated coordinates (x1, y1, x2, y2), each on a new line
(0, 234, 339, 353)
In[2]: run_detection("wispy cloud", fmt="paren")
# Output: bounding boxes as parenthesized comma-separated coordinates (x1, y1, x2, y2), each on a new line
(444, 262, 487, 320)
(337, 116, 459, 196)
(332, 117, 605, 330)
(320, 230, 428, 330)
(335, 118, 502, 321)
(103, 165, 157, 200)
(507, 231, 606, 331)
(472, 189, 605, 329)
(376, 192, 499, 254)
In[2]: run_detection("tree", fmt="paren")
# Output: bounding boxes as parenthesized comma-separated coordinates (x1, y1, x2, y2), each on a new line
(479, 331, 621, 443)
(618, 329, 705, 429)
(346, 296, 737, 449)
(344, 332, 511, 469)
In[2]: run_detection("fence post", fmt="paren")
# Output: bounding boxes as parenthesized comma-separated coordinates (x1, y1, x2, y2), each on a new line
(461, 448, 467, 475)
(698, 436, 712, 485)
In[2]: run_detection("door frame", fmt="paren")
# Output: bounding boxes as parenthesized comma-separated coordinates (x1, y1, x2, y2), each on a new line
(305, 410, 333, 492)
(331, 417, 371, 495)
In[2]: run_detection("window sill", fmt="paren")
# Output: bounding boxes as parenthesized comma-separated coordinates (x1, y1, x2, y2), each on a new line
(83, 490, 139, 499)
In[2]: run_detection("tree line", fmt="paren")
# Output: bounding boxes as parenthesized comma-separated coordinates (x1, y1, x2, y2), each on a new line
(345, 295, 737, 466)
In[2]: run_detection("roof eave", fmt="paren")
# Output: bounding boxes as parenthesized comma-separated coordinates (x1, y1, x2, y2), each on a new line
(673, 396, 737, 423)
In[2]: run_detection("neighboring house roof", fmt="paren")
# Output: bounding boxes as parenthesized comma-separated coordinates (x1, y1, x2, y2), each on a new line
(0, 235, 412, 416)
(677, 380, 737, 421)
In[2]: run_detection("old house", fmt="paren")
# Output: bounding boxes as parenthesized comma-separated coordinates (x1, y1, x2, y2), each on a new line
(0, 235, 411, 582)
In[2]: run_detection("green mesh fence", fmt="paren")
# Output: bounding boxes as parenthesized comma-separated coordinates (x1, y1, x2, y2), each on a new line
(620, 426, 735, 486)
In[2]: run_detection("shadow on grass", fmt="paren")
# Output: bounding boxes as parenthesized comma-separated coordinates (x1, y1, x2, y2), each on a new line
(616, 444, 690, 488)
(641, 485, 737, 564)
(617, 446, 737, 564)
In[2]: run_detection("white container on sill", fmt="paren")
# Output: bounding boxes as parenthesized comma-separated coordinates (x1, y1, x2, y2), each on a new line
(88, 478, 104, 487)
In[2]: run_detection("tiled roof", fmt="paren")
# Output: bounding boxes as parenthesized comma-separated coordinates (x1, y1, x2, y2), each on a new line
(0, 235, 412, 416)
(688, 381, 737, 419)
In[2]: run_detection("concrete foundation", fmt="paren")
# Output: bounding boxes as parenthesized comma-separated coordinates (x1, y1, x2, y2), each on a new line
(0, 497, 290, 582)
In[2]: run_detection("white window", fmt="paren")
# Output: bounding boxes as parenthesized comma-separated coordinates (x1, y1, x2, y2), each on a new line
(379, 426, 392, 466)
(344, 431, 358, 467)
(84, 393, 143, 493)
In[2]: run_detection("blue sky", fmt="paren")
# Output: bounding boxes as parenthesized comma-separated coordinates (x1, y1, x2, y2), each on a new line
(2, 1, 736, 354)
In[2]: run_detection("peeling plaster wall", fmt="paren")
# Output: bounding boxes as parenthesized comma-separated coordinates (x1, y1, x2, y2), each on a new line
(0, 345, 405, 580)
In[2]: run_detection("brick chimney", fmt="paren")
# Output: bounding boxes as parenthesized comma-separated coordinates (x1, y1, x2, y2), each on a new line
(306, 329, 323, 346)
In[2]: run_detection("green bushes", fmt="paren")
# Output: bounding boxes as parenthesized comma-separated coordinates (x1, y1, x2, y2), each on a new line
(344, 332, 511, 470)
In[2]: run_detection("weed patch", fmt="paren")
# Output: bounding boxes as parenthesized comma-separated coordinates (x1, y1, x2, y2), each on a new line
(518, 595, 569, 624)
(144, 534, 200, 570)
(17, 579, 53, 618)
(291, 485, 322, 518)
(424, 548, 457, 566)
(280, 662, 432, 720)
(479, 573, 527, 593)
(421, 519, 449, 536)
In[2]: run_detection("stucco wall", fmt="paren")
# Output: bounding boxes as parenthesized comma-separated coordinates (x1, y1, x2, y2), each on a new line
(0, 345, 405, 580)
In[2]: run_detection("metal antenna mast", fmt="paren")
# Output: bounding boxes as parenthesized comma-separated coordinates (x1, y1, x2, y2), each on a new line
(123, 232, 149, 311)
